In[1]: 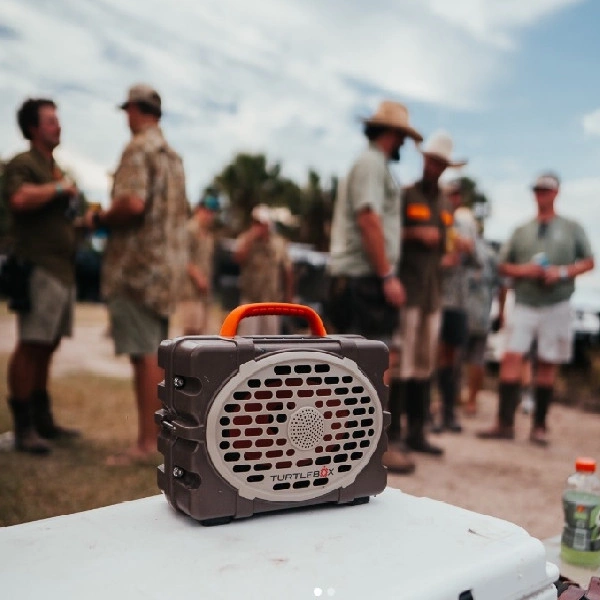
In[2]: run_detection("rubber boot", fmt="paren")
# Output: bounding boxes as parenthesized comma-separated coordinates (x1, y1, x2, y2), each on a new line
(477, 382, 519, 440)
(382, 380, 416, 474)
(530, 386, 552, 446)
(31, 390, 80, 440)
(432, 366, 462, 433)
(387, 380, 404, 442)
(9, 398, 51, 455)
(405, 379, 444, 455)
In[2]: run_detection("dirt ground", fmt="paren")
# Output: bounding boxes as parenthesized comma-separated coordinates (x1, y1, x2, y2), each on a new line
(0, 303, 598, 541)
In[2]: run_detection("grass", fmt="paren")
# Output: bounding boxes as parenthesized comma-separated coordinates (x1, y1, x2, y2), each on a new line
(0, 300, 236, 527)
(1, 300, 599, 528)
(0, 353, 159, 527)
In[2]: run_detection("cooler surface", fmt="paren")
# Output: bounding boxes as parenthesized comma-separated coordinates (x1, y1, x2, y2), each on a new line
(0, 488, 558, 599)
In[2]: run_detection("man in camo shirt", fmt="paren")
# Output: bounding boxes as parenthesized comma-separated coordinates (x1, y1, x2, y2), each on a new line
(85, 84, 188, 464)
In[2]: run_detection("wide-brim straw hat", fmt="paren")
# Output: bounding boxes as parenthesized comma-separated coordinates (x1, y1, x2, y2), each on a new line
(420, 130, 467, 168)
(362, 100, 423, 142)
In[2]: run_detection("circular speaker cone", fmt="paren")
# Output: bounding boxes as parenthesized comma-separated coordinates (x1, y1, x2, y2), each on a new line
(206, 350, 383, 502)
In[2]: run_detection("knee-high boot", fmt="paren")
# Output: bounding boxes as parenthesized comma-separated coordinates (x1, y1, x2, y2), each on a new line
(406, 379, 444, 455)
(433, 366, 462, 433)
(477, 381, 519, 439)
(530, 386, 552, 445)
(8, 398, 51, 454)
(387, 379, 404, 442)
(31, 390, 80, 440)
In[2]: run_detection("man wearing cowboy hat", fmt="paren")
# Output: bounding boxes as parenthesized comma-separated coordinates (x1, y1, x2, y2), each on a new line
(327, 100, 422, 474)
(388, 130, 469, 457)
(478, 172, 594, 445)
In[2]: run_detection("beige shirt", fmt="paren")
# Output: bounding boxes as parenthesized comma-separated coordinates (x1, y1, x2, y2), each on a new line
(102, 125, 189, 317)
(237, 232, 291, 302)
(329, 143, 400, 276)
(179, 218, 214, 302)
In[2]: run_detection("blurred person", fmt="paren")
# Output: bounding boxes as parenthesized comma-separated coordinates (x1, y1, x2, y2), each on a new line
(84, 84, 188, 464)
(178, 194, 220, 335)
(433, 178, 479, 433)
(2, 97, 81, 454)
(462, 229, 501, 416)
(327, 100, 422, 474)
(233, 204, 294, 335)
(478, 172, 594, 445)
(389, 131, 468, 456)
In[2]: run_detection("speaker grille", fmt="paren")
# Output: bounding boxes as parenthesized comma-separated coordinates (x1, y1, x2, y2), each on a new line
(206, 350, 383, 502)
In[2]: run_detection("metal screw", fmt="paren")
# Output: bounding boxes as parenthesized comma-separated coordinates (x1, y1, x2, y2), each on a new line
(173, 376, 185, 389)
(173, 466, 184, 478)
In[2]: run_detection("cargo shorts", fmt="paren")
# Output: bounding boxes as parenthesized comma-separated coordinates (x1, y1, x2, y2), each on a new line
(107, 296, 169, 357)
(18, 267, 75, 344)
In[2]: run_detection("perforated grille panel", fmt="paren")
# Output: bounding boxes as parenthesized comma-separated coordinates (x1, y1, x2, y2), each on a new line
(206, 350, 383, 502)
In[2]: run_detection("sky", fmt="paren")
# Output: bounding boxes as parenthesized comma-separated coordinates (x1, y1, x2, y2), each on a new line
(2, 0, 600, 285)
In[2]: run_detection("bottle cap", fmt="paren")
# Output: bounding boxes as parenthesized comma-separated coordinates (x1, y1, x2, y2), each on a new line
(575, 457, 596, 473)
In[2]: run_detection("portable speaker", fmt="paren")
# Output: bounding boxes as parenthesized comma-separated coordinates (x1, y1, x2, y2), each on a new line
(156, 303, 390, 525)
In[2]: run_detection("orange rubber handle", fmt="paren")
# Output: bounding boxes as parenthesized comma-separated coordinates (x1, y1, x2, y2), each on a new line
(220, 302, 327, 337)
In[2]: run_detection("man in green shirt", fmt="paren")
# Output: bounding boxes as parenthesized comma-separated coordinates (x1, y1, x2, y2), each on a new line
(479, 172, 594, 445)
(3, 98, 81, 454)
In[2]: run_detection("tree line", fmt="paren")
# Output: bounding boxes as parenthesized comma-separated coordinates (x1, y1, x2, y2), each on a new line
(0, 152, 490, 253)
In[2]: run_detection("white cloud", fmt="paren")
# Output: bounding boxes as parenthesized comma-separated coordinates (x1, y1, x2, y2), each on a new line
(583, 108, 600, 136)
(0, 0, 587, 206)
(425, 0, 584, 49)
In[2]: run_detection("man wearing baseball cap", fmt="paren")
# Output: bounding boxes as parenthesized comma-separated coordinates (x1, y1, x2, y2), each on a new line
(85, 83, 189, 464)
(479, 172, 594, 445)
(178, 191, 221, 335)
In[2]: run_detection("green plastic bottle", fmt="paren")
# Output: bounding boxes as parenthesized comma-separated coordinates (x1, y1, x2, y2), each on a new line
(560, 457, 600, 568)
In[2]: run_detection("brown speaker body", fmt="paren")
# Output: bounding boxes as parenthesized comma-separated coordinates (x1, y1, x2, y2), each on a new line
(156, 330, 390, 526)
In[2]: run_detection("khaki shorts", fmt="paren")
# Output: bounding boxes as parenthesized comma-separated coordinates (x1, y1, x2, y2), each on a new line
(18, 267, 75, 344)
(391, 307, 441, 379)
(505, 301, 573, 364)
(179, 299, 208, 334)
(107, 296, 169, 357)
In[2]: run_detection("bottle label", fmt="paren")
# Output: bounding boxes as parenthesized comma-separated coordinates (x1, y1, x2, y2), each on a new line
(562, 491, 600, 552)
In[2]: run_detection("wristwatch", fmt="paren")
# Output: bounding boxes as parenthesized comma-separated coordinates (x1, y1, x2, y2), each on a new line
(381, 268, 395, 282)
(559, 266, 569, 280)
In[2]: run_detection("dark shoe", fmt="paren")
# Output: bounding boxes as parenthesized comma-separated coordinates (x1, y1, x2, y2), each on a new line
(31, 391, 80, 440)
(430, 422, 445, 434)
(530, 426, 549, 446)
(405, 436, 444, 455)
(16, 428, 52, 454)
(37, 422, 80, 440)
(431, 420, 462, 434)
(382, 448, 416, 474)
(477, 424, 515, 440)
(445, 420, 463, 434)
(9, 399, 51, 455)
